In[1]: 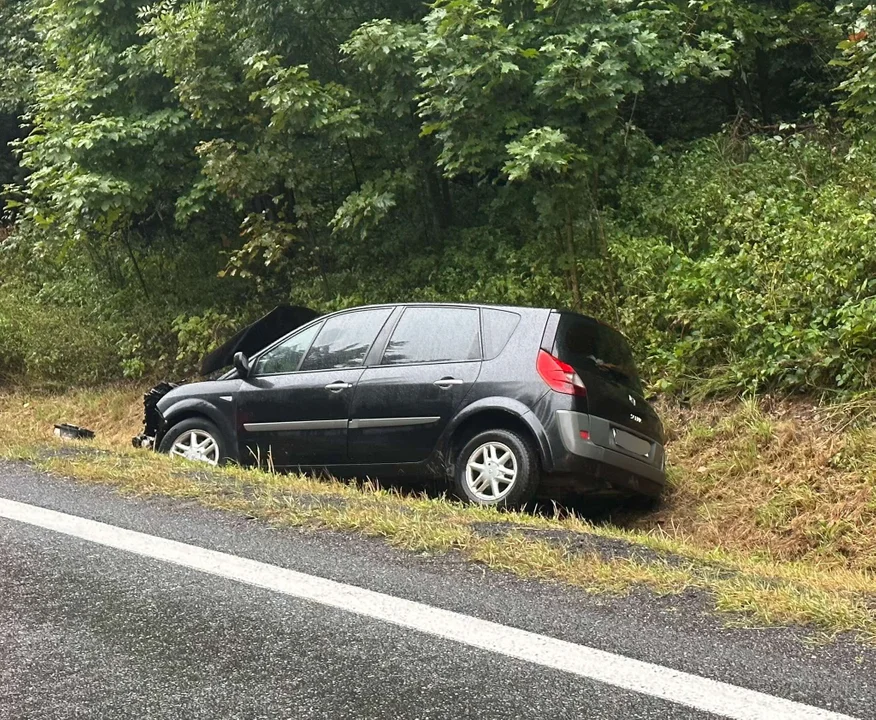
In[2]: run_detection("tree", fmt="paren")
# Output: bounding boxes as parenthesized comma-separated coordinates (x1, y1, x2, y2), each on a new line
(347, 0, 730, 309)
(0, 0, 38, 199)
(835, 2, 876, 123)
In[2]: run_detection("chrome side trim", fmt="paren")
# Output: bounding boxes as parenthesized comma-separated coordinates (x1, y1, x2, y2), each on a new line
(349, 417, 440, 430)
(243, 419, 347, 432)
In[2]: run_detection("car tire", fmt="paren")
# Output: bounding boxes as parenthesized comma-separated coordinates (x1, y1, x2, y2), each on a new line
(158, 417, 228, 467)
(453, 428, 540, 508)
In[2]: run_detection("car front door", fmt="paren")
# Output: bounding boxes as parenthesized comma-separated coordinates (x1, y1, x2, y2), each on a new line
(348, 306, 482, 465)
(237, 308, 393, 468)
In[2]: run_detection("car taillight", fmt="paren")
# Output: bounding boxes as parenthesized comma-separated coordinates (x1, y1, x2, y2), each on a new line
(537, 350, 587, 397)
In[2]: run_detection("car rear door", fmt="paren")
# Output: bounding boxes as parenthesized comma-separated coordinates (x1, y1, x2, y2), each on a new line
(551, 312, 663, 445)
(348, 306, 482, 464)
(236, 308, 393, 468)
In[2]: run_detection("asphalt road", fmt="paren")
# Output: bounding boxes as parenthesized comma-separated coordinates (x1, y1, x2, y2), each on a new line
(1, 460, 873, 720)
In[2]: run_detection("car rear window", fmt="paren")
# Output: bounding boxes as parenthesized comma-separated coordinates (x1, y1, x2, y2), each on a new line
(553, 314, 642, 393)
(482, 308, 520, 359)
(382, 307, 481, 365)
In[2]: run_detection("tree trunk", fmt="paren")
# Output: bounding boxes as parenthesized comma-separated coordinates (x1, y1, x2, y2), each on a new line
(755, 47, 772, 122)
(424, 165, 453, 231)
(345, 138, 361, 190)
(122, 230, 150, 300)
(564, 205, 582, 311)
(308, 229, 332, 301)
(440, 177, 453, 227)
(594, 211, 621, 327)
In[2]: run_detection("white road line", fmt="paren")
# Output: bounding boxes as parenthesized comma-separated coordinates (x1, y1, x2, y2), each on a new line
(0, 497, 858, 720)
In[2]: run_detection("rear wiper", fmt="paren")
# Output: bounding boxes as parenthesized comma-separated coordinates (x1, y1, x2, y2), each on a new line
(590, 357, 635, 386)
(593, 357, 623, 373)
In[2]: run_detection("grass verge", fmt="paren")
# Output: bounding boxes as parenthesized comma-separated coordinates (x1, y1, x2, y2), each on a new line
(1, 386, 874, 641)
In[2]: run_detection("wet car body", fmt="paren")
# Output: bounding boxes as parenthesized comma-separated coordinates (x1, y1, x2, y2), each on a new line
(135, 303, 665, 505)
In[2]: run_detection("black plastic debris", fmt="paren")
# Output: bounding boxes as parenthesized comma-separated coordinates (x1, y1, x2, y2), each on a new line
(54, 423, 95, 441)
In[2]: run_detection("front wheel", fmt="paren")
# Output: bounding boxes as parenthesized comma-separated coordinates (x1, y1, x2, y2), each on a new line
(453, 428, 540, 508)
(158, 418, 228, 466)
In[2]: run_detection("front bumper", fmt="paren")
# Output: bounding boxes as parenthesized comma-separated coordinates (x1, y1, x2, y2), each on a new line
(553, 410, 666, 495)
(132, 381, 177, 452)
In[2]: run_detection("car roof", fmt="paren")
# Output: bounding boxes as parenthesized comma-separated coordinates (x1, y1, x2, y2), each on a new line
(321, 303, 631, 336)
(332, 302, 621, 328)
(335, 302, 555, 315)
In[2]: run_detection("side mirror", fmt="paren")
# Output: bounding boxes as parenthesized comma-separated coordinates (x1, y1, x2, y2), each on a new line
(233, 351, 251, 379)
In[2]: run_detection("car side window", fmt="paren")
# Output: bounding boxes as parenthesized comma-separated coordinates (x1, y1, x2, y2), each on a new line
(382, 307, 481, 365)
(253, 322, 323, 376)
(482, 308, 521, 359)
(300, 309, 392, 372)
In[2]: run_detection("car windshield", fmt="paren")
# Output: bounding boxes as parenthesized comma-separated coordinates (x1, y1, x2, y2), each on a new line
(554, 314, 643, 394)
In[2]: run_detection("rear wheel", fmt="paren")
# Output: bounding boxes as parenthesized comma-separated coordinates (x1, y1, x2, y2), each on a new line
(158, 418, 227, 466)
(453, 428, 539, 508)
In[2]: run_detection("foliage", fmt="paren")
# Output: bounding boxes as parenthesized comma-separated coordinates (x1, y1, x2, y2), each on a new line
(835, 2, 876, 121)
(0, 0, 874, 397)
(170, 310, 236, 373)
(0, 0, 38, 192)
(0, 282, 122, 386)
(601, 129, 876, 394)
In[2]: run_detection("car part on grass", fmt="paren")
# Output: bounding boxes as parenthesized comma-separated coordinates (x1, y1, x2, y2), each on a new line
(132, 434, 154, 450)
(54, 424, 95, 441)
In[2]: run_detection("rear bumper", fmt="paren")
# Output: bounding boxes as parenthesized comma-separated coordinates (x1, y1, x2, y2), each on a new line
(549, 410, 666, 496)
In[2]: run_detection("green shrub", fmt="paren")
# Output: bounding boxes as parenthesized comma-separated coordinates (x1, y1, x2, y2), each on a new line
(600, 132, 876, 395)
(283, 131, 876, 397)
(0, 284, 123, 387)
(171, 310, 237, 374)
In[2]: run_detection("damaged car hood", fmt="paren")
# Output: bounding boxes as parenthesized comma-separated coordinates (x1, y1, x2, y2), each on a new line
(199, 305, 319, 376)
(133, 305, 320, 449)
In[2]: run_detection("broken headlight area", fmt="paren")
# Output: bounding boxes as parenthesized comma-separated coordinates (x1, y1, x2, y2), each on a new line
(131, 305, 319, 452)
(132, 381, 177, 450)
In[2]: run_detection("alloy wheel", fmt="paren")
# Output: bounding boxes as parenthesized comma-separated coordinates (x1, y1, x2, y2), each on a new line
(170, 429, 220, 466)
(464, 441, 518, 502)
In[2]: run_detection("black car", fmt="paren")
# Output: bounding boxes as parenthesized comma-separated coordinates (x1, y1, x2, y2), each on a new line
(135, 303, 665, 506)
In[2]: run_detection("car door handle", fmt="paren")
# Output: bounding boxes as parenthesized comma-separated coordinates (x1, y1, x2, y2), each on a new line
(325, 381, 353, 393)
(434, 377, 464, 389)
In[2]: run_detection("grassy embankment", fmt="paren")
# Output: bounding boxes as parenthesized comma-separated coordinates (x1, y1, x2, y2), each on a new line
(1, 386, 874, 640)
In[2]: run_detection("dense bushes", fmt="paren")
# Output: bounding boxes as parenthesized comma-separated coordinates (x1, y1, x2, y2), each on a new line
(284, 129, 876, 397)
(0, 225, 251, 386)
(602, 132, 876, 395)
(1, 128, 874, 394)
(0, 284, 122, 387)
(0, 0, 873, 395)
